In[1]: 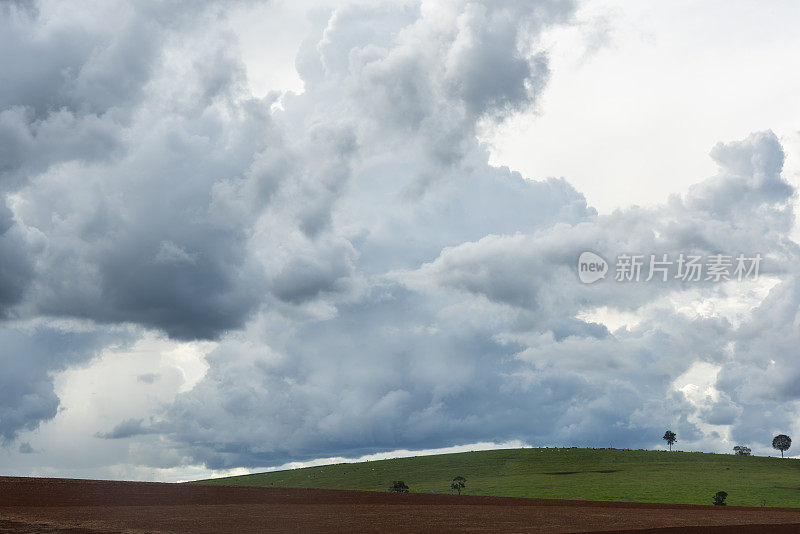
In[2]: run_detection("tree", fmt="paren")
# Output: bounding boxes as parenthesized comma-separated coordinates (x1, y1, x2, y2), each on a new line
(713, 491, 728, 506)
(450, 476, 466, 495)
(772, 434, 792, 458)
(662, 430, 677, 451)
(389, 480, 409, 493)
(733, 445, 751, 456)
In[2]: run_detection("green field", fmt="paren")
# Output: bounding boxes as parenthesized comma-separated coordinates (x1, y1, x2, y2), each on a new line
(193, 448, 800, 507)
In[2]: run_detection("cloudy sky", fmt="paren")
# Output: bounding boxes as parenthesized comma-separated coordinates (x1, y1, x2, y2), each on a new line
(1, 0, 799, 482)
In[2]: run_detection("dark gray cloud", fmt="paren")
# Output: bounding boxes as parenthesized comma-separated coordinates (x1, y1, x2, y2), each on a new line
(96, 418, 158, 440)
(1, 2, 277, 340)
(0, 219, 33, 316)
(0, 323, 130, 443)
(0, 1, 301, 444)
(136, 373, 160, 384)
(2, 0, 800, 475)
(155, 291, 709, 468)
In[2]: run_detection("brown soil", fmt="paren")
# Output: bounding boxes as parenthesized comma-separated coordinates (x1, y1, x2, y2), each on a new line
(1, 476, 800, 533)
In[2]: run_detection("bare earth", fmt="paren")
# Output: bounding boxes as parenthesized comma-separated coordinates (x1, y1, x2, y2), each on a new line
(2, 477, 800, 533)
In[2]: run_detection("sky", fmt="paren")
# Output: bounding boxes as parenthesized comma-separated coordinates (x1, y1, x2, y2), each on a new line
(0, 0, 799, 482)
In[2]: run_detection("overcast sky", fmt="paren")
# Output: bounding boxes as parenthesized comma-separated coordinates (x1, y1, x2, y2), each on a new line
(1, 0, 799, 482)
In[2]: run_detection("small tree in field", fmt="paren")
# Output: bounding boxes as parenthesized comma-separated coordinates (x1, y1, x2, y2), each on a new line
(450, 476, 466, 495)
(733, 445, 751, 456)
(713, 491, 728, 505)
(773, 434, 792, 458)
(663, 430, 677, 451)
(389, 480, 409, 492)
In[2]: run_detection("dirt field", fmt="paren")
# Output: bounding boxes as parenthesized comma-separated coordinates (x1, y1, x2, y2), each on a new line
(2, 477, 800, 533)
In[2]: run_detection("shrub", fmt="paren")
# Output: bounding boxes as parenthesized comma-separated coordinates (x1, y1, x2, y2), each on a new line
(389, 480, 409, 493)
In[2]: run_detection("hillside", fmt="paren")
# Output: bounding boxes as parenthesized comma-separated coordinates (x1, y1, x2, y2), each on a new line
(193, 447, 800, 507)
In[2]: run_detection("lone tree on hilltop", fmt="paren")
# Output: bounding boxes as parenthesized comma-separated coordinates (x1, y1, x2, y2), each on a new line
(773, 434, 792, 458)
(389, 480, 409, 493)
(663, 430, 677, 451)
(733, 445, 751, 456)
(450, 476, 466, 495)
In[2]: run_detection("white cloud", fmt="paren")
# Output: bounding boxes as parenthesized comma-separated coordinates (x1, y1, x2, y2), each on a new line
(480, 0, 800, 214)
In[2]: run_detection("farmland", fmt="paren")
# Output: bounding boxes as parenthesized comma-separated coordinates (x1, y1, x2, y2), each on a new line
(195, 447, 800, 507)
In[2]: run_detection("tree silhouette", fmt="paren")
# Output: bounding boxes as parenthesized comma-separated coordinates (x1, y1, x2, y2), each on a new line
(772, 434, 792, 458)
(713, 491, 728, 505)
(450, 476, 466, 495)
(663, 430, 677, 451)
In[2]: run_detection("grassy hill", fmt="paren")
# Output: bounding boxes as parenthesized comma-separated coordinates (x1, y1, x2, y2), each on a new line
(193, 447, 800, 507)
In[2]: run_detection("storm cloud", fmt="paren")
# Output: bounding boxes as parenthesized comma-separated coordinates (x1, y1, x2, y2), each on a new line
(1, 0, 799, 475)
